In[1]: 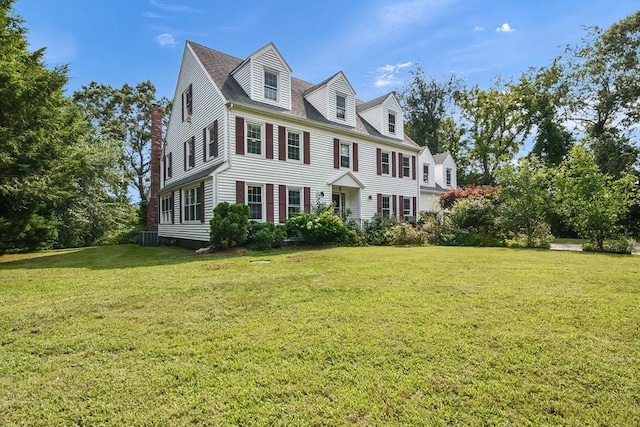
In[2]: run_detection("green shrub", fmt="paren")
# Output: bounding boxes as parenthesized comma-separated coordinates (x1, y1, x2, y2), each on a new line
(384, 223, 427, 246)
(583, 237, 636, 254)
(419, 211, 445, 245)
(285, 210, 348, 244)
(210, 202, 249, 251)
(506, 222, 554, 249)
(363, 214, 397, 245)
(442, 195, 505, 247)
(247, 221, 286, 250)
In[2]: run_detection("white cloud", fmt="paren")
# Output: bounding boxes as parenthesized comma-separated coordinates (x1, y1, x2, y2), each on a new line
(495, 23, 514, 33)
(474, 26, 484, 32)
(155, 33, 176, 47)
(373, 61, 413, 87)
(143, 12, 163, 18)
(150, 0, 196, 13)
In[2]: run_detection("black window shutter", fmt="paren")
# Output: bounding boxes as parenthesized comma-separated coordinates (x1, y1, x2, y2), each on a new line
(213, 120, 219, 158)
(203, 128, 207, 162)
(199, 181, 205, 223)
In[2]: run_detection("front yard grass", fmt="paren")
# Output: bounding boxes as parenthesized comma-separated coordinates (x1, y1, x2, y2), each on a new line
(1, 245, 638, 425)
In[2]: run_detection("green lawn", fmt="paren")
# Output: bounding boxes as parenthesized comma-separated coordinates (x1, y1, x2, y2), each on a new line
(1, 245, 639, 425)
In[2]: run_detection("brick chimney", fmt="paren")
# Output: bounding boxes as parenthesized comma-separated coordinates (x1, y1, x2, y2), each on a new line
(147, 104, 163, 232)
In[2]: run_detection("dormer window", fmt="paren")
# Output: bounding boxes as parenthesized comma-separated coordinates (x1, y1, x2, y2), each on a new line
(446, 168, 452, 187)
(264, 70, 278, 101)
(423, 163, 429, 183)
(336, 94, 346, 120)
(388, 112, 396, 134)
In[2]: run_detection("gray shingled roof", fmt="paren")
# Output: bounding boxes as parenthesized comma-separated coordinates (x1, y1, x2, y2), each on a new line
(161, 163, 222, 193)
(188, 41, 419, 149)
(356, 92, 392, 113)
(433, 152, 451, 164)
(421, 183, 447, 193)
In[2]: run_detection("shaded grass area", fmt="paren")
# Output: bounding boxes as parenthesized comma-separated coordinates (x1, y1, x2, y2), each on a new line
(1, 245, 639, 425)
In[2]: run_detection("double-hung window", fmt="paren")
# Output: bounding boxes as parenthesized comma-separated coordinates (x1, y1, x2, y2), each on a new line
(186, 137, 195, 169)
(182, 84, 192, 120)
(381, 152, 390, 175)
(446, 168, 452, 187)
(208, 124, 217, 159)
(340, 143, 350, 168)
(287, 131, 300, 161)
(264, 70, 278, 101)
(402, 156, 410, 177)
(246, 123, 262, 155)
(164, 152, 172, 180)
(288, 188, 301, 218)
(388, 112, 396, 134)
(382, 195, 391, 218)
(183, 187, 200, 222)
(247, 185, 263, 220)
(160, 195, 172, 223)
(423, 163, 429, 183)
(403, 197, 411, 220)
(336, 94, 346, 120)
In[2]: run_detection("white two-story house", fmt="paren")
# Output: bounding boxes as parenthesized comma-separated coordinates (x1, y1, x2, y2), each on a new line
(156, 41, 456, 247)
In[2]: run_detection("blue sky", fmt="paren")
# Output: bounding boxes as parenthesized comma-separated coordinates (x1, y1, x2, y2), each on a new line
(14, 0, 639, 104)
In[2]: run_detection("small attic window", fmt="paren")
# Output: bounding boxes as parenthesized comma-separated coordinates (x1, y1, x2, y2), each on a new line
(264, 70, 278, 101)
(388, 112, 396, 134)
(336, 94, 346, 120)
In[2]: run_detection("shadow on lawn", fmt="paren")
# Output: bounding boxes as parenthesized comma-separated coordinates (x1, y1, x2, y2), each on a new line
(0, 244, 332, 271)
(0, 245, 207, 270)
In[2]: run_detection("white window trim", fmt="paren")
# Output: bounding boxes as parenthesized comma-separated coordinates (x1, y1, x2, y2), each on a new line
(423, 163, 430, 184)
(287, 130, 302, 162)
(263, 68, 278, 102)
(183, 85, 193, 120)
(160, 195, 172, 224)
(246, 122, 264, 157)
(340, 142, 351, 169)
(287, 187, 302, 218)
(388, 111, 396, 134)
(402, 156, 410, 178)
(336, 93, 347, 121)
(381, 195, 391, 218)
(247, 183, 265, 221)
(207, 123, 216, 160)
(446, 168, 453, 187)
(186, 138, 195, 170)
(183, 186, 201, 223)
(403, 197, 412, 221)
(381, 151, 390, 175)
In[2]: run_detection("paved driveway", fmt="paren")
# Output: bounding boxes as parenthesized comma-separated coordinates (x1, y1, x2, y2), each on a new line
(550, 243, 640, 255)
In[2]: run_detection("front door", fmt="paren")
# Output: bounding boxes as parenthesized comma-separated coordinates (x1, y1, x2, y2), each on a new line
(332, 193, 345, 216)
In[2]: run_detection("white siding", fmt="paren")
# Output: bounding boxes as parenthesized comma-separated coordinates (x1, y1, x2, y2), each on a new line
(434, 156, 457, 190)
(382, 95, 404, 140)
(359, 106, 382, 134)
(159, 45, 227, 242)
(233, 62, 252, 98)
(328, 75, 356, 127)
(418, 147, 436, 188)
(158, 179, 214, 242)
(359, 95, 405, 140)
(420, 192, 442, 213)
(162, 47, 227, 188)
(304, 86, 327, 118)
(218, 109, 419, 224)
(251, 48, 291, 110)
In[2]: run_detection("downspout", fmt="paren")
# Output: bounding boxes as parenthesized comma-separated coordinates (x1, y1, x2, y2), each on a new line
(210, 103, 234, 208)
